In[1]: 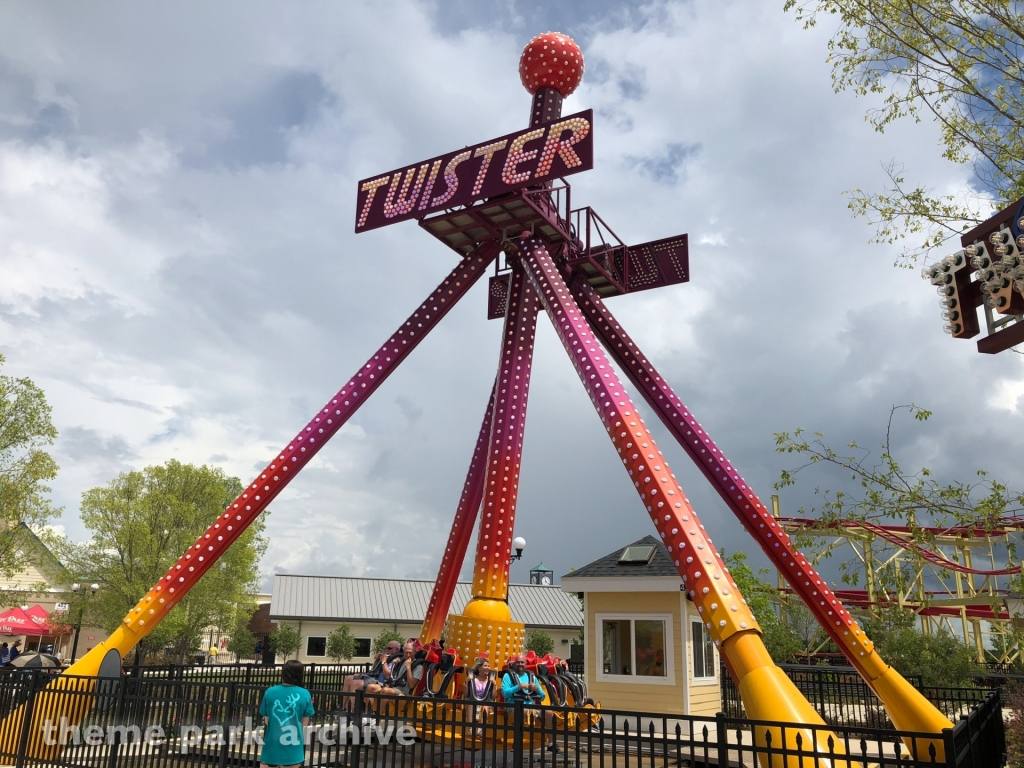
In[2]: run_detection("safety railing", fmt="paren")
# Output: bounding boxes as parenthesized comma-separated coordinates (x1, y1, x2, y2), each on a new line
(721, 662, 990, 731)
(0, 669, 1004, 767)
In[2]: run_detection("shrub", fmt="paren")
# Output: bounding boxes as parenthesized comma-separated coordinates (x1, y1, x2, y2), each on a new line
(525, 630, 554, 657)
(1004, 680, 1024, 767)
(327, 624, 357, 662)
(226, 624, 256, 659)
(269, 624, 301, 660)
(864, 605, 982, 688)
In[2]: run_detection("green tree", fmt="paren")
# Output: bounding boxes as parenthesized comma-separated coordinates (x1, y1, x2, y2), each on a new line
(723, 551, 804, 663)
(59, 460, 267, 664)
(784, 601, 827, 658)
(784, 0, 1024, 265)
(525, 629, 554, 657)
(225, 607, 258, 661)
(0, 354, 60, 590)
(775, 404, 1023, 595)
(270, 624, 302, 660)
(774, 405, 1021, 665)
(863, 604, 982, 687)
(372, 629, 405, 655)
(327, 624, 357, 662)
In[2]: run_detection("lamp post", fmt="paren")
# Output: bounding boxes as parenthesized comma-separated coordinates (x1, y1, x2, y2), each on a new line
(69, 582, 99, 663)
(511, 536, 526, 562)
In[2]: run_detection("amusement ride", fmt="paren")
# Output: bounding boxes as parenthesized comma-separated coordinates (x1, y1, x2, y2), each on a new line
(3, 30, 976, 763)
(775, 498, 1024, 664)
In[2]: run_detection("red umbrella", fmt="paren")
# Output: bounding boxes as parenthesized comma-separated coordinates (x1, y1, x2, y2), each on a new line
(23, 605, 69, 635)
(0, 607, 47, 637)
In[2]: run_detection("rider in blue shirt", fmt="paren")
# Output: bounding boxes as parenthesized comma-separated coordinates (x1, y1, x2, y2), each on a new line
(501, 655, 558, 752)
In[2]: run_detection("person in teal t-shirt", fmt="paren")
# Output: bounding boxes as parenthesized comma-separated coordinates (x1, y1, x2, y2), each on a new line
(258, 660, 315, 768)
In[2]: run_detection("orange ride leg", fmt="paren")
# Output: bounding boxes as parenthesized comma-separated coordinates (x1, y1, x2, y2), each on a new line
(517, 233, 851, 764)
(572, 277, 952, 753)
(444, 261, 540, 664)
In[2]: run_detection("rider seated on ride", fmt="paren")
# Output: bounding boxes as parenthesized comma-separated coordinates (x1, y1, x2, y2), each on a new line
(501, 654, 558, 752)
(342, 640, 402, 711)
(464, 654, 496, 728)
(382, 641, 424, 695)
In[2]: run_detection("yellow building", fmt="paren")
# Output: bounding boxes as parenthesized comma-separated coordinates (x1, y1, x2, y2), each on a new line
(561, 536, 721, 716)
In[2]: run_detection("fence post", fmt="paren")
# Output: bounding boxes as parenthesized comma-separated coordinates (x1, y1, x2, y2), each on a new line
(512, 701, 524, 768)
(716, 712, 728, 766)
(942, 726, 956, 768)
(350, 688, 364, 768)
(245, 665, 252, 686)
(14, 673, 39, 768)
(219, 681, 236, 768)
(816, 674, 825, 719)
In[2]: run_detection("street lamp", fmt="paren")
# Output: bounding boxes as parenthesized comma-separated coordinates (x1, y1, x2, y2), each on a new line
(511, 536, 526, 562)
(69, 582, 99, 663)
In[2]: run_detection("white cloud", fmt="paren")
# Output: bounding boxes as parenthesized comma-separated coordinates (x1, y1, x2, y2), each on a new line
(1, 0, 1021, 598)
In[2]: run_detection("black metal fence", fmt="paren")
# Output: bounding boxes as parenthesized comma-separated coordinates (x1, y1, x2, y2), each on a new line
(0, 668, 1005, 768)
(721, 663, 993, 732)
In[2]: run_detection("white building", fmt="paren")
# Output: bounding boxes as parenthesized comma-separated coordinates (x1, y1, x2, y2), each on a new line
(270, 574, 583, 664)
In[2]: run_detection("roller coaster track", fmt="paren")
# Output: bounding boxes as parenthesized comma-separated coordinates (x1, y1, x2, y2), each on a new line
(782, 517, 1022, 576)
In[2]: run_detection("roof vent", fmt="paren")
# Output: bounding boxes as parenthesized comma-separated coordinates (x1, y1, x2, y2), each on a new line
(617, 545, 654, 565)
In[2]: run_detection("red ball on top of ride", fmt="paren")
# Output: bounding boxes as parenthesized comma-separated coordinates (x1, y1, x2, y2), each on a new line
(519, 32, 584, 97)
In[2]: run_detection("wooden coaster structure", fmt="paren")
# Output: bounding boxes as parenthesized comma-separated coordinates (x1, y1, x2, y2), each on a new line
(2, 31, 962, 764)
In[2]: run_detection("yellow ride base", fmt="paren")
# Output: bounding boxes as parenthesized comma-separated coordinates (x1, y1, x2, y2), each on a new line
(412, 701, 601, 750)
(444, 598, 525, 665)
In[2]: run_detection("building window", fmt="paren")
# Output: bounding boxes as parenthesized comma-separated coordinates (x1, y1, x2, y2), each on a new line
(354, 638, 371, 658)
(306, 636, 326, 657)
(596, 613, 673, 685)
(691, 620, 716, 681)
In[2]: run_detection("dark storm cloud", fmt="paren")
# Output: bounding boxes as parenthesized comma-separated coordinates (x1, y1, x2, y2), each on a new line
(0, 0, 1020, 596)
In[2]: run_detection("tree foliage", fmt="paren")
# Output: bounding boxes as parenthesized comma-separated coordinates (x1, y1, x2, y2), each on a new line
(0, 354, 60, 585)
(785, 0, 1024, 265)
(863, 604, 982, 686)
(723, 551, 805, 662)
(774, 404, 1016, 674)
(270, 624, 302, 660)
(225, 607, 258, 660)
(327, 624, 357, 662)
(525, 629, 555, 657)
(59, 460, 267, 663)
(1002, 680, 1024, 766)
(372, 629, 405, 655)
(775, 404, 1023, 595)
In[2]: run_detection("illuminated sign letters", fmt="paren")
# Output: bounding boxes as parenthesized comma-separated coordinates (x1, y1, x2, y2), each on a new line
(355, 110, 593, 232)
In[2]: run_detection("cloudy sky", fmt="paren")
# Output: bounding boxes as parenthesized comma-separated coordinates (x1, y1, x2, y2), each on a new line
(2, 1, 1022, 594)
